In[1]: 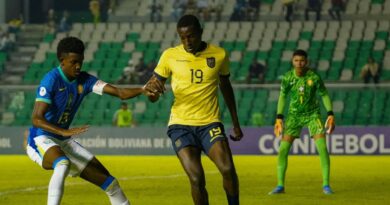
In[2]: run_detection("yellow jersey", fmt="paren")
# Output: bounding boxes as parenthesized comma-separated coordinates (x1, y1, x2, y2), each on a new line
(155, 44, 230, 126)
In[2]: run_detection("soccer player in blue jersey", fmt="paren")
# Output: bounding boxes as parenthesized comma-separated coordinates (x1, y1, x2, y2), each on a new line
(145, 15, 243, 205)
(269, 49, 335, 195)
(26, 36, 157, 205)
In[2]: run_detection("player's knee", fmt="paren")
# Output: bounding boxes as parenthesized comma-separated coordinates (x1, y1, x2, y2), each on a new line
(278, 145, 290, 155)
(219, 164, 236, 180)
(188, 174, 205, 188)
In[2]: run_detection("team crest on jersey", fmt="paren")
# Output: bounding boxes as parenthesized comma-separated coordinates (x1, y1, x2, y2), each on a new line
(307, 79, 313, 86)
(206, 57, 216, 68)
(77, 84, 84, 94)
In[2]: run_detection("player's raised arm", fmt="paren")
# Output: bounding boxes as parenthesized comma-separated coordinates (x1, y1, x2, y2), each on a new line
(219, 75, 243, 141)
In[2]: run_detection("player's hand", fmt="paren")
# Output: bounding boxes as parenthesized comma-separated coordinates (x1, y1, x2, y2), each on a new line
(274, 119, 283, 138)
(62, 125, 89, 137)
(142, 85, 159, 97)
(325, 115, 335, 134)
(229, 126, 243, 141)
(145, 76, 165, 95)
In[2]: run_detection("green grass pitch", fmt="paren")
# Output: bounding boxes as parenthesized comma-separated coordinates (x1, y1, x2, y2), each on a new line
(0, 155, 389, 205)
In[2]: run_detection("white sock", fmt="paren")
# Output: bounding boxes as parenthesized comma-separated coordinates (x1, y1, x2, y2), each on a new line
(48, 157, 70, 205)
(103, 177, 130, 205)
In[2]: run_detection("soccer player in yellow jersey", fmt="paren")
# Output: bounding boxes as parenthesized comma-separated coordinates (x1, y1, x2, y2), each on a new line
(145, 15, 243, 205)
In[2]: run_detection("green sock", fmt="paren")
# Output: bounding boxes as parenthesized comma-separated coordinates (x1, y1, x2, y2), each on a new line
(277, 141, 292, 187)
(315, 137, 330, 186)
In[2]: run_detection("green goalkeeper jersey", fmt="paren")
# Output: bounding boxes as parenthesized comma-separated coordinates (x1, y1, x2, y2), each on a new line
(280, 68, 328, 115)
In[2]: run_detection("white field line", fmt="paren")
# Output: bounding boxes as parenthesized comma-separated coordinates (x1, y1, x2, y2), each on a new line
(0, 171, 219, 196)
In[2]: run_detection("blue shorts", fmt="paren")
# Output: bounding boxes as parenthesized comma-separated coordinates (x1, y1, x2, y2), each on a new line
(167, 122, 227, 154)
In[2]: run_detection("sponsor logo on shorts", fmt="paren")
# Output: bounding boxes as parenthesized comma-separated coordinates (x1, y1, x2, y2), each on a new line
(175, 139, 182, 148)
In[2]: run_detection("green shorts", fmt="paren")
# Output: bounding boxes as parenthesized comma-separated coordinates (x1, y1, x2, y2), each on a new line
(284, 112, 325, 137)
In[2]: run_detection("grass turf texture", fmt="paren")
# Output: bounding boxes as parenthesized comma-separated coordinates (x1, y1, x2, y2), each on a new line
(0, 156, 389, 205)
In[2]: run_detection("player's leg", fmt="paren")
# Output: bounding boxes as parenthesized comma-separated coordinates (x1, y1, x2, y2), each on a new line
(61, 138, 129, 205)
(198, 122, 238, 204)
(27, 135, 70, 205)
(80, 158, 130, 205)
(168, 124, 208, 205)
(177, 146, 209, 205)
(207, 140, 239, 205)
(309, 115, 333, 194)
(270, 116, 300, 195)
(44, 147, 70, 205)
(277, 135, 295, 186)
(269, 134, 295, 195)
(313, 134, 332, 194)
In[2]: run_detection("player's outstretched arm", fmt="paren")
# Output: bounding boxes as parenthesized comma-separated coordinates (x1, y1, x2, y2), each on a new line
(144, 74, 166, 103)
(103, 83, 158, 100)
(32, 101, 89, 137)
(219, 75, 243, 141)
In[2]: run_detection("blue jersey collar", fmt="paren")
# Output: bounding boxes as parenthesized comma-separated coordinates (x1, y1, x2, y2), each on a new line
(57, 66, 76, 83)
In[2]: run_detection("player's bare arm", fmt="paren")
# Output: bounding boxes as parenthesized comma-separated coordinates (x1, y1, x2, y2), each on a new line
(219, 75, 243, 141)
(103, 83, 157, 100)
(32, 101, 89, 137)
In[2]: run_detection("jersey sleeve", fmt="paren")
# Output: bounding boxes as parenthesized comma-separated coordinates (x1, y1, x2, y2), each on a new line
(280, 74, 290, 96)
(36, 74, 55, 104)
(154, 50, 171, 78)
(219, 49, 230, 76)
(316, 75, 328, 96)
(82, 72, 107, 95)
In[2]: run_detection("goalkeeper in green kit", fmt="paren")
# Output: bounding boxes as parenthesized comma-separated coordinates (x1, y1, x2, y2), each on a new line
(269, 49, 335, 195)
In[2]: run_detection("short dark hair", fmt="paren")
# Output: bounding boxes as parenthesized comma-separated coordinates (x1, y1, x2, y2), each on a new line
(293, 49, 308, 58)
(177, 14, 202, 31)
(57, 36, 85, 60)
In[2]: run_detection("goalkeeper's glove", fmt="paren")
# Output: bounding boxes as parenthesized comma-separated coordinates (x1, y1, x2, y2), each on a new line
(325, 112, 335, 134)
(274, 115, 284, 137)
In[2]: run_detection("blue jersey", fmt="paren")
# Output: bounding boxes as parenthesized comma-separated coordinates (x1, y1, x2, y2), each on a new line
(30, 67, 99, 140)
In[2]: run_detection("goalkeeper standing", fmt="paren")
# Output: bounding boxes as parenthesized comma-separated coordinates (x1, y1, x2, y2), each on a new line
(269, 49, 335, 195)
